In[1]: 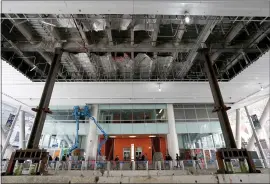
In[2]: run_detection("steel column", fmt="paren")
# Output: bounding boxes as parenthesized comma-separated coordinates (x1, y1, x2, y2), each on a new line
(202, 49, 237, 148)
(27, 47, 63, 149)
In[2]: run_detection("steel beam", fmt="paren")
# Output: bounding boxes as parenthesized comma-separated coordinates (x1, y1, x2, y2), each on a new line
(226, 17, 252, 44)
(5, 14, 64, 78)
(177, 17, 220, 78)
(202, 49, 237, 148)
(210, 18, 253, 63)
(27, 47, 63, 149)
(1, 35, 46, 76)
(131, 29, 134, 46)
(38, 51, 65, 79)
(224, 23, 270, 71)
(106, 29, 113, 46)
(174, 24, 185, 46)
(151, 16, 161, 47)
(73, 16, 90, 46)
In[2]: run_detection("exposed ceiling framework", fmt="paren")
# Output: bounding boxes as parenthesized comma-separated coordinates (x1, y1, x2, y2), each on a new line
(1, 14, 270, 82)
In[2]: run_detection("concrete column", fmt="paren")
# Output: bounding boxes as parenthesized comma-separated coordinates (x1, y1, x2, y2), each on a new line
(235, 109, 241, 149)
(85, 105, 98, 160)
(247, 99, 270, 151)
(167, 104, 179, 160)
(19, 111, 26, 149)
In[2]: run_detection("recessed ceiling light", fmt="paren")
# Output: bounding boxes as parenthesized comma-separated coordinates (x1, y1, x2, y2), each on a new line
(129, 135, 136, 138)
(149, 135, 156, 138)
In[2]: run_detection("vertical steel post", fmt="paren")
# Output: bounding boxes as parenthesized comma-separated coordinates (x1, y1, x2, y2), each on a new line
(27, 48, 63, 149)
(202, 49, 237, 148)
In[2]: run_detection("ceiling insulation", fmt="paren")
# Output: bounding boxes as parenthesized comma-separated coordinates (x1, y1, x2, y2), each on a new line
(72, 53, 97, 79)
(99, 54, 117, 78)
(61, 52, 82, 79)
(115, 54, 134, 79)
(156, 56, 174, 79)
(135, 53, 156, 79)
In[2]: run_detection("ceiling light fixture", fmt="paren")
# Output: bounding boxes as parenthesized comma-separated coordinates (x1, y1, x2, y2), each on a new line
(159, 109, 163, 114)
(184, 11, 191, 24)
(109, 136, 116, 138)
(158, 83, 161, 92)
(149, 135, 156, 138)
(30, 65, 37, 71)
(41, 21, 56, 27)
(129, 135, 136, 138)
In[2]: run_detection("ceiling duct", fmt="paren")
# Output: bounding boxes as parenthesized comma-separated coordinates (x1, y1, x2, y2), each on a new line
(110, 15, 132, 30)
(135, 53, 155, 79)
(72, 53, 98, 79)
(81, 14, 132, 31)
(61, 52, 82, 79)
(133, 15, 156, 31)
(156, 56, 174, 79)
(43, 14, 76, 28)
(80, 15, 107, 31)
(99, 54, 117, 78)
(115, 53, 134, 79)
(173, 62, 185, 78)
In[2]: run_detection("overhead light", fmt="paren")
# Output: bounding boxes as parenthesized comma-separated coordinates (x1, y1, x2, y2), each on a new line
(109, 136, 116, 138)
(41, 21, 56, 27)
(159, 109, 163, 114)
(184, 11, 191, 24)
(30, 65, 36, 71)
(149, 135, 156, 138)
(158, 83, 161, 92)
(129, 135, 136, 138)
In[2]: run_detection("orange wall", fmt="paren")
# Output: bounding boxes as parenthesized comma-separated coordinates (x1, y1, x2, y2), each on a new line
(114, 138, 152, 161)
(99, 136, 167, 161)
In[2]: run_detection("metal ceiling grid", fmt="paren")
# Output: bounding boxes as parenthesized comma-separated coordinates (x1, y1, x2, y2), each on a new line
(1, 14, 270, 82)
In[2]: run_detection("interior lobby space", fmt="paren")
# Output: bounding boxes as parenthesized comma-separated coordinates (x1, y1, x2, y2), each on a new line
(1, 0, 270, 183)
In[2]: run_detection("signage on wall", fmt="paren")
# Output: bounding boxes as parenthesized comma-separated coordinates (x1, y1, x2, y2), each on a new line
(251, 114, 261, 129)
(6, 114, 15, 128)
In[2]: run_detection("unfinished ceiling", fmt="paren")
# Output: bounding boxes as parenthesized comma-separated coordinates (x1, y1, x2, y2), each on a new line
(1, 14, 270, 82)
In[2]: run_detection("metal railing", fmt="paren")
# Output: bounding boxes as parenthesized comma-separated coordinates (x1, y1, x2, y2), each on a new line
(2, 158, 269, 175)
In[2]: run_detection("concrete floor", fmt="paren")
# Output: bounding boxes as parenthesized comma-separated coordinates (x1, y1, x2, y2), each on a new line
(2, 169, 270, 183)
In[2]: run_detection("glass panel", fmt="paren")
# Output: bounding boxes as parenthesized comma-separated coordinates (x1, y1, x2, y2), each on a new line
(111, 110, 121, 123)
(183, 104, 195, 108)
(195, 109, 208, 119)
(185, 109, 196, 120)
(207, 108, 218, 119)
(121, 109, 133, 123)
(133, 109, 145, 123)
(174, 109, 185, 120)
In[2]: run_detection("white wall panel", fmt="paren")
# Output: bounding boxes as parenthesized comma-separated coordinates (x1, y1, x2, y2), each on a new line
(2, 1, 269, 16)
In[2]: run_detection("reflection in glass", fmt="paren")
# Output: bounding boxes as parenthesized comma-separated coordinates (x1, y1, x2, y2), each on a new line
(98, 105, 167, 124)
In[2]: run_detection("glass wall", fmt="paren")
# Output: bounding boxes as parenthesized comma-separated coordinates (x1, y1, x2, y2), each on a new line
(174, 104, 225, 149)
(98, 104, 167, 123)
